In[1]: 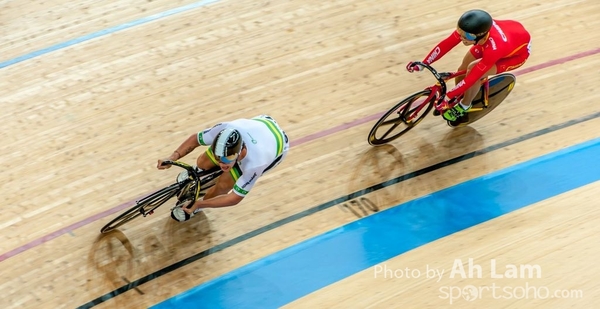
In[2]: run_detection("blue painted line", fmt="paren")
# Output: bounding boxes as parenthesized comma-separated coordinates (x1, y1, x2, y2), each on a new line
(150, 137, 600, 309)
(0, 0, 221, 69)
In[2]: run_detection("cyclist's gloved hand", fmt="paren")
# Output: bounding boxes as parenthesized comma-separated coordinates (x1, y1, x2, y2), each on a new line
(439, 95, 460, 111)
(406, 61, 423, 73)
(438, 97, 451, 111)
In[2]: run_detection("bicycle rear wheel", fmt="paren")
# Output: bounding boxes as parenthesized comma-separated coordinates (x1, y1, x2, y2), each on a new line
(449, 73, 516, 127)
(368, 90, 434, 146)
(100, 183, 180, 233)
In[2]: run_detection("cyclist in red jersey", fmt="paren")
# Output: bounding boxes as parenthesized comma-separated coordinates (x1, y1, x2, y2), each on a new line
(406, 9, 532, 124)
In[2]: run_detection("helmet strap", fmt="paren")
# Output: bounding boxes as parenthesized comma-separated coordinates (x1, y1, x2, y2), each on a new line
(475, 32, 490, 43)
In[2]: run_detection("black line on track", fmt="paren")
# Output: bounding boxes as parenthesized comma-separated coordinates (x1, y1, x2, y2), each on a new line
(77, 111, 600, 308)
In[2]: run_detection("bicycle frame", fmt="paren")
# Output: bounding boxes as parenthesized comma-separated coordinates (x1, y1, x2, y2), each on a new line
(138, 160, 209, 217)
(99, 160, 224, 233)
(402, 61, 492, 123)
(165, 160, 205, 200)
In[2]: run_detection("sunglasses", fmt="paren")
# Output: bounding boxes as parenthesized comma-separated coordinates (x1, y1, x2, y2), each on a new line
(457, 27, 478, 41)
(462, 32, 477, 41)
(218, 153, 238, 164)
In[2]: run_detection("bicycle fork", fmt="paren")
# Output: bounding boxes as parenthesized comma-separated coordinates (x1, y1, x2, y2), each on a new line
(399, 94, 435, 124)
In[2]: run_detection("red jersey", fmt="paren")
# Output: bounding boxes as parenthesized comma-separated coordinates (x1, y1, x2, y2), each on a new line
(422, 19, 531, 99)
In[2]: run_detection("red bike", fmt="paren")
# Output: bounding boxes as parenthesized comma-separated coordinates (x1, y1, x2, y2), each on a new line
(367, 61, 516, 146)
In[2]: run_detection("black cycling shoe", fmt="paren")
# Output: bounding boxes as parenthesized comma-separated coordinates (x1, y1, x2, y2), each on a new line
(447, 114, 470, 127)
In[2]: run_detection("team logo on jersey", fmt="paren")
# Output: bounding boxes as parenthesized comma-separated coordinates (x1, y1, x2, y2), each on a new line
(426, 46, 441, 64)
(489, 37, 497, 51)
(492, 22, 508, 42)
(246, 132, 257, 144)
(241, 173, 258, 189)
(455, 79, 465, 89)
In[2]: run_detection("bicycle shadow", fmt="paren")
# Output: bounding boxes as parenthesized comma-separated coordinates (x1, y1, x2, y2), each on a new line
(352, 144, 405, 185)
(87, 212, 214, 295)
(337, 126, 488, 224)
(344, 140, 434, 218)
(87, 230, 140, 297)
(159, 210, 213, 255)
(438, 125, 485, 158)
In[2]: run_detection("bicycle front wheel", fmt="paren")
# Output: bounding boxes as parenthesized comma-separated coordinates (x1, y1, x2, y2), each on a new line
(368, 90, 434, 146)
(100, 183, 180, 233)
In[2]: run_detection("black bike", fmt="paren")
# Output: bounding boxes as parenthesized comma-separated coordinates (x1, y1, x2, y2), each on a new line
(100, 160, 222, 233)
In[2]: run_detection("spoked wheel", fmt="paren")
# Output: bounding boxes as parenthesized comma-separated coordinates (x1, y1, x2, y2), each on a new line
(100, 183, 180, 233)
(368, 90, 434, 146)
(448, 73, 516, 127)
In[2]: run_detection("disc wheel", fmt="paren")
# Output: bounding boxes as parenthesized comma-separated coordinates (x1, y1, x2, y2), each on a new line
(448, 73, 516, 127)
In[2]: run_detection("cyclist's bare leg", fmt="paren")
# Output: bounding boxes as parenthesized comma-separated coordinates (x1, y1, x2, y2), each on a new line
(461, 60, 497, 107)
(196, 151, 218, 170)
(454, 51, 477, 86)
(434, 52, 480, 116)
(203, 172, 235, 200)
(195, 151, 235, 200)
(433, 51, 477, 116)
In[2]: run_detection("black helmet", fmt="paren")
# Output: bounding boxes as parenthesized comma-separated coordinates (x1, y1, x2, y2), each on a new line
(457, 9, 493, 38)
(211, 127, 243, 161)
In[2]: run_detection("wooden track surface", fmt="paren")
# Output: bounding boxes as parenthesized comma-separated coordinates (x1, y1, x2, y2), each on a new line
(1, 0, 598, 308)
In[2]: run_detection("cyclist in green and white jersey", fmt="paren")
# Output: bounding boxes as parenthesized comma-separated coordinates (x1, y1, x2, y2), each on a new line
(157, 114, 289, 221)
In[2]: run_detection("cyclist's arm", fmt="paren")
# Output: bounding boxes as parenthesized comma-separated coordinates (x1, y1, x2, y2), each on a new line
(446, 53, 499, 99)
(197, 122, 229, 146)
(231, 168, 262, 198)
(187, 166, 262, 211)
(422, 31, 462, 65)
(170, 134, 201, 160)
(169, 122, 230, 160)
